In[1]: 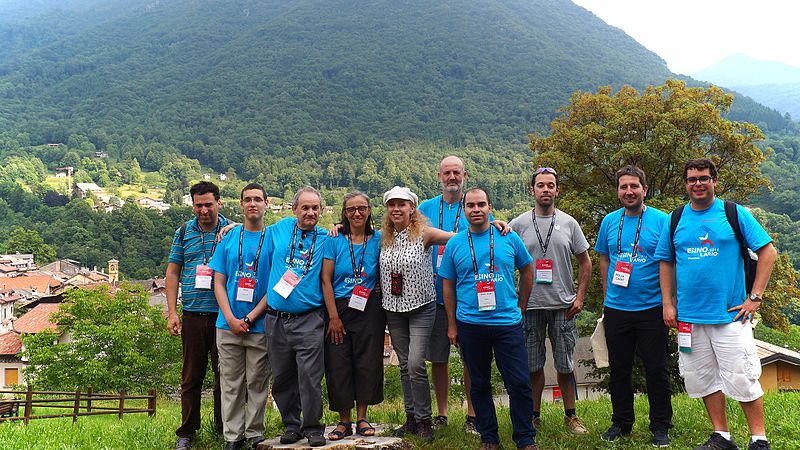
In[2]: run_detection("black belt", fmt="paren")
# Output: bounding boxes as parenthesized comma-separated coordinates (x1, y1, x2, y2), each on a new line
(183, 310, 217, 317)
(266, 306, 320, 319)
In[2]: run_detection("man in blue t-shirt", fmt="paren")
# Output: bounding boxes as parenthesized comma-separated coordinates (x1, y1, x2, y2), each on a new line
(264, 187, 330, 448)
(594, 166, 672, 447)
(166, 181, 229, 450)
(655, 159, 777, 450)
(209, 183, 272, 450)
(439, 188, 537, 450)
(417, 155, 478, 432)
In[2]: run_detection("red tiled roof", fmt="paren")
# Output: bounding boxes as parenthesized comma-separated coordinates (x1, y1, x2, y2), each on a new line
(0, 331, 22, 355)
(0, 264, 17, 272)
(0, 294, 20, 304)
(0, 275, 61, 293)
(13, 303, 61, 334)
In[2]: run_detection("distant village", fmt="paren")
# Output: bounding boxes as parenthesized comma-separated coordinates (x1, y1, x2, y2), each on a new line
(0, 254, 167, 389)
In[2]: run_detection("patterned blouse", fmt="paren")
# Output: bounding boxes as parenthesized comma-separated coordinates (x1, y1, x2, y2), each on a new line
(380, 228, 436, 312)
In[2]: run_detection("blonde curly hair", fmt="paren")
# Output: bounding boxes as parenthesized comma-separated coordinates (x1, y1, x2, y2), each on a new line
(380, 205, 428, 248)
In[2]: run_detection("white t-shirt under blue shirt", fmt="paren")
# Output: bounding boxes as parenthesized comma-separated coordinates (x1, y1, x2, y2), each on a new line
(322, 231, 382, 299)
(265, 217, 329, 313)
(438, 228, 533, 326)
(594, 206, 668, 311)
(653, 198, 772, 324)
(209, 226, 271, 333)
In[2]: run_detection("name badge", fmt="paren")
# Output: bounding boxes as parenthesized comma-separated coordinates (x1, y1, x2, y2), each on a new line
(476, 280, 496, 311)
(236, 277, 256, 302)
(194, 264, 213, 289)
(436, 245, 446, 268)
(273, 269, 301, 299)
(678, 321, 692, 353)
(535, 259, 553, 284)
(611, 261, 633, 288)
(348, 284, 371, 311)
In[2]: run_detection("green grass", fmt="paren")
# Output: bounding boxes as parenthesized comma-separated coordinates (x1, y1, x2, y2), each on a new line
(1, 392, 798, 449)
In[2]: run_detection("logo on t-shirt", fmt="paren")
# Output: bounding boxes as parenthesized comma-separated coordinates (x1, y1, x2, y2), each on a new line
(686, 227, 719, 259)
(620, 243, 647, 263)
(475, 263, 505, 282)
(236, 260, 256, 278)
(285, 249, 310, 267)
(345, 271, 369, 285)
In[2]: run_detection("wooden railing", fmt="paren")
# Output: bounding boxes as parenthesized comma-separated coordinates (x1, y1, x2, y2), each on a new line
(0, 385, 156, 424)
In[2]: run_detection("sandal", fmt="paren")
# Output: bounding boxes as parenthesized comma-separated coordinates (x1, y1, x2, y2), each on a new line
(356, 419, 376, 436)
(328, 421, 353, 441)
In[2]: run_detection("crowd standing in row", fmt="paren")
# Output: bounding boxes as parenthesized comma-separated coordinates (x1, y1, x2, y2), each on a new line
(165, 156, 776, 450)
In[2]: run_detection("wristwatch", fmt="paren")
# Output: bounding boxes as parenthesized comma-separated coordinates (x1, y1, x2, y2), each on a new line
(749, 293, 762, 302)
(243, 316, 253, 326)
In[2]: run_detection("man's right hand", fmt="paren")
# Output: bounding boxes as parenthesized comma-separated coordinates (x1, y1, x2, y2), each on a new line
(447, 324, 458, 347)
(167, 313, 181, 336)
(663, 304, 678, 328)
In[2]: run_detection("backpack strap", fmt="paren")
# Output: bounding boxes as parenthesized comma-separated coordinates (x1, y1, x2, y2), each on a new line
(724, 200, 749, 261)
(178, 223, 188, 245)
(669, 204, 686, 257)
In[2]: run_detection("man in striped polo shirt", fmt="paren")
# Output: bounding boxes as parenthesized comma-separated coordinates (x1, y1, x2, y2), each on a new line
(167, 181, 230, 450)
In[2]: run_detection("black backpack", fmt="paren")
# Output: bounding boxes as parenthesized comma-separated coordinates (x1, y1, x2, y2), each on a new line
(669, 200, 758, 294)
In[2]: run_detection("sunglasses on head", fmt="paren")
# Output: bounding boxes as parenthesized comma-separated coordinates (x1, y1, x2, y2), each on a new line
(535, 167, 557, 175)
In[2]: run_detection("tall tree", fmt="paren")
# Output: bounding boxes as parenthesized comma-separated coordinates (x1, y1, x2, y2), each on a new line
(4, 226, 56, 264)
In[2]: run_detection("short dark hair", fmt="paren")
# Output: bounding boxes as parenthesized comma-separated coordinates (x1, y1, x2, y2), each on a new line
(683, 158, 717, 180)
(240, 183, 267, 200)
(190, 181, 220, 201)
(340, 191, 374, 236)
(615, 165, 647, 187)
(530, 168, 559, 187)
(463, 187, 492, 207)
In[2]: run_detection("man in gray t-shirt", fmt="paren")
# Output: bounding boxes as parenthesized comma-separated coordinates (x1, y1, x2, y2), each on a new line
(509, 168, 592, 436)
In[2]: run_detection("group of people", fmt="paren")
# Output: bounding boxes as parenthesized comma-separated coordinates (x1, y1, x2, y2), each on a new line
(165, 156, 776, 450)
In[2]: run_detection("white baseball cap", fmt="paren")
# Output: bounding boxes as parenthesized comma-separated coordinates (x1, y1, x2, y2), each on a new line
(383, 186, 419, 206)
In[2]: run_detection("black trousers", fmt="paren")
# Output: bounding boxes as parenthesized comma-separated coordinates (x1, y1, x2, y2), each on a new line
(603, 305, 673, 432)
(177, 312, 222, 437)
(324, 293, 386, 412)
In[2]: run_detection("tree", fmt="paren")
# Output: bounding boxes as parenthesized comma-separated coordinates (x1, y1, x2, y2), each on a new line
(4, 227, 56, 264)
(20, 284, 181, 393)
(530, 79, 795, 330)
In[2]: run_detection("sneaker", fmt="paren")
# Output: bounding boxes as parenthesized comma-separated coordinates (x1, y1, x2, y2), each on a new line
(481, 443, 500, 450)
(565, 415, 589, 435)
(279, 430, 302, 445)
(394, 414, 417, 437)
(694, 433, 740, 450)
(307, 432, 326, 447)
(464, 415, 479, 435)
(244, 436, 265, 449)
(416, 418, 434, 443)
(223, 441, 244, 450)
(432, 415, 448, 430)
(174, 437, 192, 450)
(532, 416, 541, 429)
(748, 440, 771, 450)
(652, 428, 670, 447)
(601, 425, 631, 442)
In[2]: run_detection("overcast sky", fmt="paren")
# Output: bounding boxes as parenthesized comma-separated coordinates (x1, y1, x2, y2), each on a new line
(571, 0, 800, 75)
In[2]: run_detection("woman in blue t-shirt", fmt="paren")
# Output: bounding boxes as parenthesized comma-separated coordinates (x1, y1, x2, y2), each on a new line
(321, 192, 385, 440)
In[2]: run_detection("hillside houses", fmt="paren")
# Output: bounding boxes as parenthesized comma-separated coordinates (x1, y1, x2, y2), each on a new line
(73, 182, 102, 199)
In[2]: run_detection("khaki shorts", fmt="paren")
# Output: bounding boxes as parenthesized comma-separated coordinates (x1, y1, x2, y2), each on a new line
(678, 321, 763, 402)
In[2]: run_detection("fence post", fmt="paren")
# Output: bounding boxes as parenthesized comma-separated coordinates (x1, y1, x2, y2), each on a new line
(118, 389, 125, 419)
(23, 384, 33, 425)
(73, 389, 81, 424)
(147, 389, 156, 417)
(87, 386, 93, 412)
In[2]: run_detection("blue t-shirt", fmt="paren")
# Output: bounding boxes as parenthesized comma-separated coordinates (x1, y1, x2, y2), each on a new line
(208, 225, 271, 333)
(653, 198, 772, 324)
(594, 207, 668, 311)
(266, 217, 329, 313)
(167, 215, 230, 313)
(438, 227, 533, 326)
(418, 195, 471, 305)
(322, 231, 381, 299)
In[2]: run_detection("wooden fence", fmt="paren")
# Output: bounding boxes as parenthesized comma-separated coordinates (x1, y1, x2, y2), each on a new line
(0, 385, 156, 424)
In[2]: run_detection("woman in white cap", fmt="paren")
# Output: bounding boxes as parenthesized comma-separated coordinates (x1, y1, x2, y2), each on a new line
(379, 185, 455, 442)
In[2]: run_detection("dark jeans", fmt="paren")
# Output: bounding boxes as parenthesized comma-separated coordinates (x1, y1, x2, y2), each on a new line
(458, 320, 536, 448)
(177, 312, 222, 437)
(603, 305, 673, 432)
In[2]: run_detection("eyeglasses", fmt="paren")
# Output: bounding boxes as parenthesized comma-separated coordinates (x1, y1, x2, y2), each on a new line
(685, 176, 714, 185)
(536, 167, 557, 175)
(345, 206, 369, 214)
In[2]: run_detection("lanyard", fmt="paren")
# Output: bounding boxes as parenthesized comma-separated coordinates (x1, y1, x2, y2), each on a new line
(198, 221, 222, 265)
(238, 226, 266, 272)
(439, 199, 463, 233)
(287, 225, 318, 276)
(617, 207, 645, 260)
(348, 234, 371, 283)
(531, 210, 556, 257)
(467, 227, 494, 279)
